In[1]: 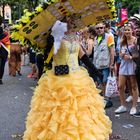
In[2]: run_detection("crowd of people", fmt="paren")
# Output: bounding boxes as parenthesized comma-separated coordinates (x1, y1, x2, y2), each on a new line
(0, 12, 140, 139)
(75, 17, 140, 116)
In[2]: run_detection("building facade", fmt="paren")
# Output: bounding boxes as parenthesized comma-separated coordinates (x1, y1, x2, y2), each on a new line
(0, 5, 11, 23)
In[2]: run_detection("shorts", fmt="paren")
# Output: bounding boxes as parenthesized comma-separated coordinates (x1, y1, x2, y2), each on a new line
(95, 68, 110, 84)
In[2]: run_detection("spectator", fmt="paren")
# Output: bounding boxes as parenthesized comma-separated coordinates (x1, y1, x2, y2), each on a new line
(82, 26, 97, 81)
(36, 51, 44, 79)
(9, 40, 22, 76)
(115, 23, 139, 115)
(93, 22, 115, 107)
(104, 21, 114, 38)
(0, 27, 10, 84)
(135, 19, 140, 96)
(21, 45, 29, 66)
(133, 19, 140, 117)
(27, 47, 37, 78)
(114, 28, 123, 77)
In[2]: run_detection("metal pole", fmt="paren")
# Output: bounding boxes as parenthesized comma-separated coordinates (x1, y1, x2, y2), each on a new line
(18, 4, 21, 19)
(118, 2, 122, 22)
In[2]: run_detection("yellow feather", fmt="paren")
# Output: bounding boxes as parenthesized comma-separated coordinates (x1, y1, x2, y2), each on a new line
(35, 5, 43, 12)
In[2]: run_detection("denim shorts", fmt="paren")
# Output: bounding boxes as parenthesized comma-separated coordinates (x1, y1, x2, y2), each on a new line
(94, 68, 110, 84)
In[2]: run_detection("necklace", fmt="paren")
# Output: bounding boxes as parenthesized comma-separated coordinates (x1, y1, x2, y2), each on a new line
(64, 33, 77, 41)
(63, 33, 79, 55)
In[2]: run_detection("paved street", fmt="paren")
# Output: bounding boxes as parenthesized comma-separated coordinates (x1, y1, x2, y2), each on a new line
(0, 62, 140, 140)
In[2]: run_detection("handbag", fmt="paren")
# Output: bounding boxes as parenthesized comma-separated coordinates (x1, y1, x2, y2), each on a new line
(54, 65, 69, 75)
(54, 36, 76, 76)
(126, 41, 140, 76)
(54, 49, 71, 76)
(105, 71, 118, 97)
(126, 41, 139, 64)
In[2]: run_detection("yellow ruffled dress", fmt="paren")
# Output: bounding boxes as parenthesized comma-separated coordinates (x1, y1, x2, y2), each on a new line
(23, 37, 112, 140)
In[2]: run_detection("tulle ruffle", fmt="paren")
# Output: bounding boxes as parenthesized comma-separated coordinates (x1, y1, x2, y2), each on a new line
(23, 68, 112, 140)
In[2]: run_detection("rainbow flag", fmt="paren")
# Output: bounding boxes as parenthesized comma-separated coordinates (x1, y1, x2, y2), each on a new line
(117, 19, 128, 29)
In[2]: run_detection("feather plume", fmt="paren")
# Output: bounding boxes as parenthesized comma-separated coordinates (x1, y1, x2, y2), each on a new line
(51, 20, 67, 54)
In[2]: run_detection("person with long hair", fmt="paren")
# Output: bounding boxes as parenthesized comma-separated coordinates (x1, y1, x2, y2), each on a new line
(79, 26, 97, 80)
(81, 26, 96, 58)
(23, 15, 111, 140)
(115, 24, 139, 115)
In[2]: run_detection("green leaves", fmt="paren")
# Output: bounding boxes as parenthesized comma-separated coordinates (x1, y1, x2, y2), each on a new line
(115, 0, 140, 16)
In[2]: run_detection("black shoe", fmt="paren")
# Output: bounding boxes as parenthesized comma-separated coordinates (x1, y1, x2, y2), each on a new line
(0, 80, 3, 85)
(133, 112, 140, 118)
(105, 99, 113, 109)
(17, 71, 22, 76)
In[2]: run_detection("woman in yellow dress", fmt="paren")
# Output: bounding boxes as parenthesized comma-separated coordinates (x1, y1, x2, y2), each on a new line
(23, 15, 112, 140)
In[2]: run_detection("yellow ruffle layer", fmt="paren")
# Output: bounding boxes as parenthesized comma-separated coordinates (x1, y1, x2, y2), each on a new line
(23, 68, 112, 140)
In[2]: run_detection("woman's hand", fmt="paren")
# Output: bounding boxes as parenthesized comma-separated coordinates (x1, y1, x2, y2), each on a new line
(123, 55, 131, 60)
(109, 64, 114, 70)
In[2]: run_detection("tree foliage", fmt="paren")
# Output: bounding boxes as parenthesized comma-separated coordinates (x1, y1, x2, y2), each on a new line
(0, 0, 41, 20)
(116, 0, 140, 16)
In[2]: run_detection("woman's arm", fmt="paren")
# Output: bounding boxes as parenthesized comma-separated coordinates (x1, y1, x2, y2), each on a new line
(132, 37, 139, 59)
(119, 48, 125, 58)
(86, 39, 94, 56)
(79, 46, 85, 58)
(79, 46, 103, 80)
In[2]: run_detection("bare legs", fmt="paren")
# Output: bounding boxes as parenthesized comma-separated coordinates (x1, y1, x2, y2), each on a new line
(118, 75, 138, 108)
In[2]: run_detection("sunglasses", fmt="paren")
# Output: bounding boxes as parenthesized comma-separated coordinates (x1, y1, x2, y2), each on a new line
(124, 23, 132, 28)
(96, 27, 104, 30)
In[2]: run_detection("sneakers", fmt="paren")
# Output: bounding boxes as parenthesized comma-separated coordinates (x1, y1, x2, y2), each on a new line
(126, 96, 133, 102)
(115, 106, 127, 114)
(104, 99, 113, 109)
(126, 96, 140, 103)
(133, 112, 140, 118)
(130, 107, 137, 115)
(17, 71, 22, 76)
(115, 106, 137, 115)
(137, 97, 140, 103)
(27, 73, 33, 78)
